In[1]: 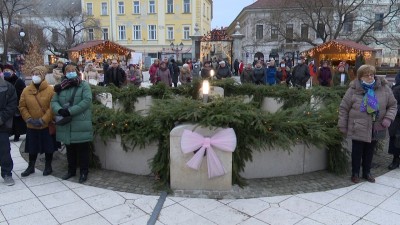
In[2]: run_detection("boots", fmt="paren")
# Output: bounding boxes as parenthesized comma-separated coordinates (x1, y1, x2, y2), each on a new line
(79, 170, 88, 183)
(21, 154, 37, 177)
(388, 156, 400, 170)
(21, 161, 35, 177)
(43, 153, 53, 176)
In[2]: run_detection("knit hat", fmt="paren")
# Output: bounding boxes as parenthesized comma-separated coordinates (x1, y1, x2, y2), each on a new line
(31, 66, 48, 76)
(219, 61, 225, 65)
(3, 64, 14, 71)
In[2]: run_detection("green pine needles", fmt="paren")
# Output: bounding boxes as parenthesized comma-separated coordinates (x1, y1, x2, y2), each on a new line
(91, 79, 349, 187)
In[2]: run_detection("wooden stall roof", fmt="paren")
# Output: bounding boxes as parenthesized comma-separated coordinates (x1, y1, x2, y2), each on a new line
(68, 40, 133, 55)
(303, 39, 375, 56)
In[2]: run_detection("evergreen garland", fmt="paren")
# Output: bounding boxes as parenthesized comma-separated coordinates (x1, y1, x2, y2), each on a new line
(91, 79, 349, 186)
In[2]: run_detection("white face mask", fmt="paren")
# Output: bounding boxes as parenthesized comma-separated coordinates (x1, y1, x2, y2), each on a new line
(280, 64, 285, 67)
(32, 75, 42, 84)
(362, 79, 375, 86)
(298, 60, 303, 64)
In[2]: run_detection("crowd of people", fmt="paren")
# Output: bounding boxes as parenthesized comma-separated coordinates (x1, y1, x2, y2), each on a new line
(1, 53, 400, 187)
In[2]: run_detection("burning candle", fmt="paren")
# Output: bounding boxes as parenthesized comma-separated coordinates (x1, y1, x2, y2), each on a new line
(202, 80, 209, 103)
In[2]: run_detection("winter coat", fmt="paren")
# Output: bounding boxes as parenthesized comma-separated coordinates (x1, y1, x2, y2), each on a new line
(338, 77, 397, 143)
(105, 67, 126, 88)
(172, 62, 180, 83)
(318, 67, 332, 86)
(180, 67, 192, 84)
(290, 63, 310, 87)
(265, 66, 277, 85)
(19, 81, 54, 129)
(5, 75, 26, 135)
(51, 81, 93, 145)
(5, 75, 25, 105)
(192, 62, 201, 79)
(0, 78, 17, 133)
(252, 67, 265, 84)
(333, 71, 350, 86)
(157, 68, 172, 86)
(241, 68, 254, 84)
(276, 68, 290, 83)
(149, 63, 159, 84)
(216, 66, 232, 79)
(201, 67, 212, 79)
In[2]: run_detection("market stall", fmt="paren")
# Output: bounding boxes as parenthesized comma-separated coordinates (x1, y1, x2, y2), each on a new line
(67, 40, 133, 65)
(303, 39, 375, 69)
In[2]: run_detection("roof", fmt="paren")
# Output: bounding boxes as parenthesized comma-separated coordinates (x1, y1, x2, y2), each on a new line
(68, 40, 133, 55)
(244, 0, 332, 10)
(303, 39, 375, 55)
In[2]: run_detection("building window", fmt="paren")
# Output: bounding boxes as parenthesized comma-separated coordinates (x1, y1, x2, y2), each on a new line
(149, 0, 156, 13)
(301, 24, 308, 39)
(374, 13, 384, 31)
(203, 3, 205, 16)
(286, 24, 293, 43)
(86, 3, 93, 15)
(148, 25, 157, 40)
(101, 2, 108, 15)
(343, 13, 354, 32)
(256, 25, 263, 40)
(167, 26, 174, 40)
(317, 23, 325, 38)
(167, 0, 173, 13)
(118, 25, 126, 40)
(133, 1, 140, 14)
(102, 28, 109, 40)
(88, 29, 94, 41)
(183, 26, 190, 39)
(118, 1, 125, 14)
(271, 27, 278, 40)
(133, 25, 141, 40)
(183, 0, 190, 13)
(206, 6, 209, 19)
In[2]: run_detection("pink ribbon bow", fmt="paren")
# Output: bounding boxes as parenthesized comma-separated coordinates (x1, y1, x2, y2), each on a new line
(181, 128, 237, 179)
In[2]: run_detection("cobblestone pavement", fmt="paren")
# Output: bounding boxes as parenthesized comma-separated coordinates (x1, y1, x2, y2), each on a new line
(18, 137, 394, 199)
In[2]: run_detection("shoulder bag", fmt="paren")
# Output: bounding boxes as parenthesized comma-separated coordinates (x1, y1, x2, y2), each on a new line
(33, 94, 56, 135)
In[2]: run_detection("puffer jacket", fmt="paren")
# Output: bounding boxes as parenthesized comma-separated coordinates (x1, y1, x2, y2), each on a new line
(252, 67, 265, 84)
(51, 81, 93, 145)
(19, 81, 54, 129)
(0, 78, 17, 133)
(338, 77, 397, 143)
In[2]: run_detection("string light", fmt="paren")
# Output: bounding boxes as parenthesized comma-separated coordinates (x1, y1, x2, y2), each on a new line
(304, 40, 372, 60)
(69, 40, 132, 60)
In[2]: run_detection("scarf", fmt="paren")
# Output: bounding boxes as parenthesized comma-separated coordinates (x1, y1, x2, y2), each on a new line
(55, 77, 81, 93)
(360, 81, 379, 121)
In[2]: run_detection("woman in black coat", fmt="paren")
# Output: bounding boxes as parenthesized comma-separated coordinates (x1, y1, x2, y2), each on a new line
(388, 72, 400, 170)
(3, 64, 26, 141)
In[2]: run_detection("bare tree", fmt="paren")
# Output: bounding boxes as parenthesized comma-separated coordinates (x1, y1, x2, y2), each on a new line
(0, 0, 38, 63)
(7, 22, 47, 54)
(42, 7, 100, 58)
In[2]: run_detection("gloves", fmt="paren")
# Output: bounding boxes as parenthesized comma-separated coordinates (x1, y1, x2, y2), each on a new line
(58, 109, 70, 117)
(54, 84, 62, 93)
(28, 119, 43, 127)
(382, 118, 392, 128)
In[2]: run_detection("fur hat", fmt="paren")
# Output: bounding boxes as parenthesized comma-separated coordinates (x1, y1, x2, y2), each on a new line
(31, 66, 48, 76)
(3, 64, 14, 71)
(219, 61, 226, 65)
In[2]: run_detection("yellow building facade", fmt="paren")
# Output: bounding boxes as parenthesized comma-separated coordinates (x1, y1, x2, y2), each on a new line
(82, 0, 213, 59)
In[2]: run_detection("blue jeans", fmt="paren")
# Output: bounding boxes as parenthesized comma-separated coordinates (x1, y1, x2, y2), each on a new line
(0, 133, 13, 178)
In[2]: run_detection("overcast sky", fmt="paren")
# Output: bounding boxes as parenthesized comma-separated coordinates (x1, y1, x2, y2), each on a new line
(211, 0, 256, 28)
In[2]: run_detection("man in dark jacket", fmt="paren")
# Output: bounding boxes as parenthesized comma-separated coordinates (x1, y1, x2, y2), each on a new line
(0, 72, 17, 186)
(289, 56, 310, 87)
(104, 59, 126, 88)
(216, 61, 232, 79)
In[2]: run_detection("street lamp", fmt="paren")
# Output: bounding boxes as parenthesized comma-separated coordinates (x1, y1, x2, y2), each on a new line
(170, 42, 184, 61)
(19, 28, 26, 54)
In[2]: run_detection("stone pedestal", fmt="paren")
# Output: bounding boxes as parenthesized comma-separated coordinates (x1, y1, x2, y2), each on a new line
(134, 96, 153, 116)
(170, 124, 233, 191)
(93, 136, 157, 175)
(231, 22, 245, 62)
(199, 86, 224, 99)
(96, 93, 113, 109)
(190, 23, 203, 60)
(261, 97, 283, 113)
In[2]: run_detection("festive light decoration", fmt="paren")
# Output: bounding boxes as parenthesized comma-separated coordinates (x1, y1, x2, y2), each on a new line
(304, 40, 373, 60)
(68, 40, 132, 61)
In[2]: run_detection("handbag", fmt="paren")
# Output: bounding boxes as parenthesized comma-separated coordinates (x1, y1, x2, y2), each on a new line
(55, 87, 78, 126)
(33, 95, 56, 135)
(372, 123, 386, 140)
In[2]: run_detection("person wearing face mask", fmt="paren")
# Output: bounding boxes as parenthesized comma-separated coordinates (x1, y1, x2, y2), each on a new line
(0, 63, 18, 186)
(51, 64, 93, 183)
(2, 65, 26, 142)
(252, 61, 265, 85)
(276, 61, 290, 84)
(338, 65, 397, 184)
(19, 66, 55, 177)
(333, 62, 350, 86)
(288, 56, 310, 88)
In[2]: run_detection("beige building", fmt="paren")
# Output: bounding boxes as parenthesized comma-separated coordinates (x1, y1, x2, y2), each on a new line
(82, 0, 213, 60)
